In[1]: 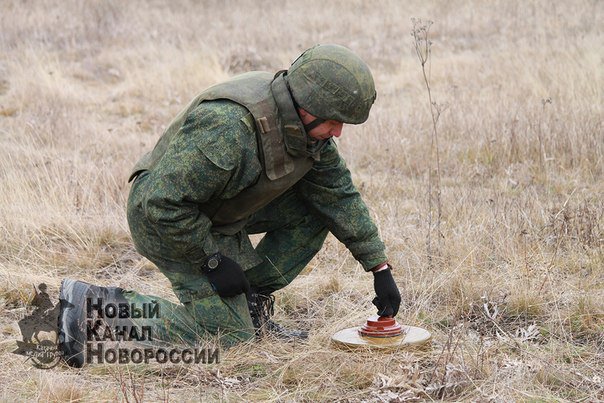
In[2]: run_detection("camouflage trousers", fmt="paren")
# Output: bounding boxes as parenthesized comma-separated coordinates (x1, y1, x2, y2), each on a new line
(125, 176, 328, 347)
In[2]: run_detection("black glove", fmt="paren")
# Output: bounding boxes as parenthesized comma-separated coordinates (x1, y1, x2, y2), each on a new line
(202, 253, 250, 298)
(372, 266, 401, 317)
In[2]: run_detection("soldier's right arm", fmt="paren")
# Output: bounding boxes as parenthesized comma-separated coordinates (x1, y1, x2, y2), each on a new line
(137, 102, 250, 265)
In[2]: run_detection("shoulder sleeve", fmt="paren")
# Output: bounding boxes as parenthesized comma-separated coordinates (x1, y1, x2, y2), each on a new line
(293, 140, 387, 270)
(182, 101, 249, 171)
(138, 101, 251, 264)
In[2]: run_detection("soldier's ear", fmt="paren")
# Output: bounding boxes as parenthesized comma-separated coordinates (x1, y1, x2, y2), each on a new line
(297, 108, 309, 118)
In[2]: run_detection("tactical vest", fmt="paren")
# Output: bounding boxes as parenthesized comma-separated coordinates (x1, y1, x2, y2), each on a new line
(128, 71, 322, 235)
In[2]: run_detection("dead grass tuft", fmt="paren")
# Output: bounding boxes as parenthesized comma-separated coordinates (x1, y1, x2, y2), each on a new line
(37, 375, 88, 402)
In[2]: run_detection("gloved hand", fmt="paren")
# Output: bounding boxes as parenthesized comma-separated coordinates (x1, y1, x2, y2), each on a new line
(372, 266, 401, 317)
(202, 253, 250, 298)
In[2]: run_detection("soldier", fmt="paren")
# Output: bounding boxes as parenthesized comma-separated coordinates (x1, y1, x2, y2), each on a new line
(58, 44, 401, 367)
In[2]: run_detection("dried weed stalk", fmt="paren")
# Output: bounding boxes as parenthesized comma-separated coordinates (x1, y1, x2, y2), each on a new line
(411, 18, 446, 268)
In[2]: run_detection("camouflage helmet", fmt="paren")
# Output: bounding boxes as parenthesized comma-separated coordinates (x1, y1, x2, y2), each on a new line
(286, 44, 376, 124)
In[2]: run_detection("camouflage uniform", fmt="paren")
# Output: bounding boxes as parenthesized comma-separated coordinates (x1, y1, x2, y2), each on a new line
(125, 61, 386, 347)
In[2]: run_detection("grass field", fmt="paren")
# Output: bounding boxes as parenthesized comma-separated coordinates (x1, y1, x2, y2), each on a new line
(1, 0, 603, 401)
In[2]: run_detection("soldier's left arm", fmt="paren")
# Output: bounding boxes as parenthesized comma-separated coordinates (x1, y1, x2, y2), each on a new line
(293, 140, 387, 271)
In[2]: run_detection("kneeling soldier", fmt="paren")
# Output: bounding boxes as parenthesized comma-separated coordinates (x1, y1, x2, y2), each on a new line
(59, 44, 401, 367)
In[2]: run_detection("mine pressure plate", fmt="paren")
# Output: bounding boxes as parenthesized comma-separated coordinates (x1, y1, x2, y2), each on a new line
(331, 315, 431, 350)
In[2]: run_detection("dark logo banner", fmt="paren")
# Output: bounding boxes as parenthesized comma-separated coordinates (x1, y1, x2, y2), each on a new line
(12, 284, 62, 369)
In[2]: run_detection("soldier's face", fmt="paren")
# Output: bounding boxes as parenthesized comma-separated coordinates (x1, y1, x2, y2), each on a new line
(298, 108, 344, 140)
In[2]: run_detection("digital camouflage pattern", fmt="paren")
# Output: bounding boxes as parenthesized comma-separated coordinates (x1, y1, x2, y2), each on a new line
(125, 65, 386, 347)
(287, 44, 377, 124)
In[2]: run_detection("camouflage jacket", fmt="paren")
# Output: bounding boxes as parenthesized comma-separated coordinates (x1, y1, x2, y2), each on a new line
(129, 79, 386, 271)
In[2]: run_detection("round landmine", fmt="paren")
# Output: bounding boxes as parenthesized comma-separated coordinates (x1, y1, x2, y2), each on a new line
(358, 316, 404, 338)
(332, 316, 431, 350)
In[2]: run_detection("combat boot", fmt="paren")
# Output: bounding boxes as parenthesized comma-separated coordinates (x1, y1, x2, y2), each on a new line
(58, 279, 127, 367)
(247, 292, 308, 340)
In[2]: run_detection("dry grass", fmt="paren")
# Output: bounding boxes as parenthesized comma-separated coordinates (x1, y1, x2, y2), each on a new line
(1, 0, 603, 401)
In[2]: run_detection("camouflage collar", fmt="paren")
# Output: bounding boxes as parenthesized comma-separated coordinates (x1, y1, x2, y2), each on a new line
(271, 72, 323, 160)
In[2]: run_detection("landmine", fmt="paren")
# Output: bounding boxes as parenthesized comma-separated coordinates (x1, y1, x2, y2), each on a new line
(331, 315, 431, 350)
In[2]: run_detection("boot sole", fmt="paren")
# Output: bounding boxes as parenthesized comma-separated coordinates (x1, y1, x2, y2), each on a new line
(58, 279, 91, 368)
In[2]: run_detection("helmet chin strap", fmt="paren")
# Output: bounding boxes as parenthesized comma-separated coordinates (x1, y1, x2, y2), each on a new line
(282, 73, 327, 135)
(303, 117, 326, 133)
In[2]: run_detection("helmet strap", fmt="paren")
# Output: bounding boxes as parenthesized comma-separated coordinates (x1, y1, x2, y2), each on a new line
(303, 117, 326, 133)
(283, 73, 327, 134)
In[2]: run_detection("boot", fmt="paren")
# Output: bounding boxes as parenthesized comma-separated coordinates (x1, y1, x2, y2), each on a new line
(58, 279, 127, 367)
(247, 292, 308, 340)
